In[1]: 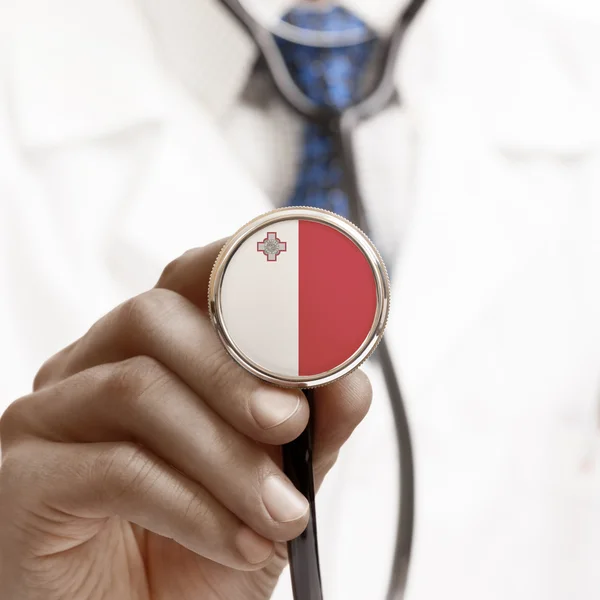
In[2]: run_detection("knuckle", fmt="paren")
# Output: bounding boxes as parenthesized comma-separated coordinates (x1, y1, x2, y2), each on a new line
(180, 485, 212, 524)
(203, 345, 243, 391)
(157, 254, 184, 287)
(0, 442, 27, 479)
(92, 442, 160, 505)
(156, 245, 215, 289)
(119, 293, 154, 327)
(33, 358, 54, 391)
(0, 395, 33, 447)
(0, 440, 40, 494)
(204, 425, 242, 468)
(32, 342, 77, 390)
(119, 289, 185, 332)
(105, 356, 172, 407)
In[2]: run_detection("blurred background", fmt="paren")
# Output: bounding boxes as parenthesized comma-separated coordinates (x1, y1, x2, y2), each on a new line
(2, 0, 600, 598)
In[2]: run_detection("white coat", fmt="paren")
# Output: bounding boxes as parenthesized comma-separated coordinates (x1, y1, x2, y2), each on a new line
(2, 0, 600, 598)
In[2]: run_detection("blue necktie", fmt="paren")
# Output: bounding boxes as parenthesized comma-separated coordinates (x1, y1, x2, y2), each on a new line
(277, 6, 375, 218)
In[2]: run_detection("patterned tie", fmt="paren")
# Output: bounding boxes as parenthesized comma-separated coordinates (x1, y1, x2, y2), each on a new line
(277, 6, 375, 218)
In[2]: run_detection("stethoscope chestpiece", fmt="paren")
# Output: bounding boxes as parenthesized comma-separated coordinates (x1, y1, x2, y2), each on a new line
(208, 206, 390, 389)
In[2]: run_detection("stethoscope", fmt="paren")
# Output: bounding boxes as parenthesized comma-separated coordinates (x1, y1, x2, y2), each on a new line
(215, 2, 430, 598)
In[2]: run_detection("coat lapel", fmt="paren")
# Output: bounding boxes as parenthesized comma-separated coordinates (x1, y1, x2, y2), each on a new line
(7, 0, 411, 151)
(384, 101, 592, 396)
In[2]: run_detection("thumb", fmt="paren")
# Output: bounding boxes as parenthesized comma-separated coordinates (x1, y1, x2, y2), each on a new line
(155, 239, 227, 311)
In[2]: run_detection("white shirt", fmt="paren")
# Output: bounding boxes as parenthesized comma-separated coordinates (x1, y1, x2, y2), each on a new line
(2, 0, 600, 598)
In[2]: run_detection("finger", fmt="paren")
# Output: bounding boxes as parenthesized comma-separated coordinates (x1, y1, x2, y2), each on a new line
(36, 288, 310, 446)
(33, 240, 224, 391)
(0, 439, 276, 570)
(2, 358, 310, 542)
(155, 240, 227, 311)
(243, 370, 373, 492)
(310, 369, 373, 487)
(152, 244, 373, 492)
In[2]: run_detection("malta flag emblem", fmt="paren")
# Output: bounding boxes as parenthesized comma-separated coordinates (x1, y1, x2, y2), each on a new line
(209, 208, 390, 387)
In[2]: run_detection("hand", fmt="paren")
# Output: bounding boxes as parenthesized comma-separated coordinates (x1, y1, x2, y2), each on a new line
(0, 240, 372, 600)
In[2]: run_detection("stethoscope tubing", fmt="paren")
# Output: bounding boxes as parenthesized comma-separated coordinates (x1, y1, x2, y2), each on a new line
(218, 2, 429, 598)
(282, 389, 323, 600)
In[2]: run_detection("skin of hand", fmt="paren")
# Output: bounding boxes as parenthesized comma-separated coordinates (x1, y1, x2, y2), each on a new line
(0, 240, 372, 600)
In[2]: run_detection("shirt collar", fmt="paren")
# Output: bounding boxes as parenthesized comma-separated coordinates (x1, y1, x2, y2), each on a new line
(7, 0, 408, 149)
(141, 0, 406, 116)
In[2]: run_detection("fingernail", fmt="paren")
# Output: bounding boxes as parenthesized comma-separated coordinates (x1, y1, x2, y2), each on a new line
(262, 476, 309, 523)
(250, 390, 301, 430)
(236, 526, 274, 565)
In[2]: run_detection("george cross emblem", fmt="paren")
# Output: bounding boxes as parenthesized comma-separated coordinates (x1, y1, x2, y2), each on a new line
(257, 232, 287, 262)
